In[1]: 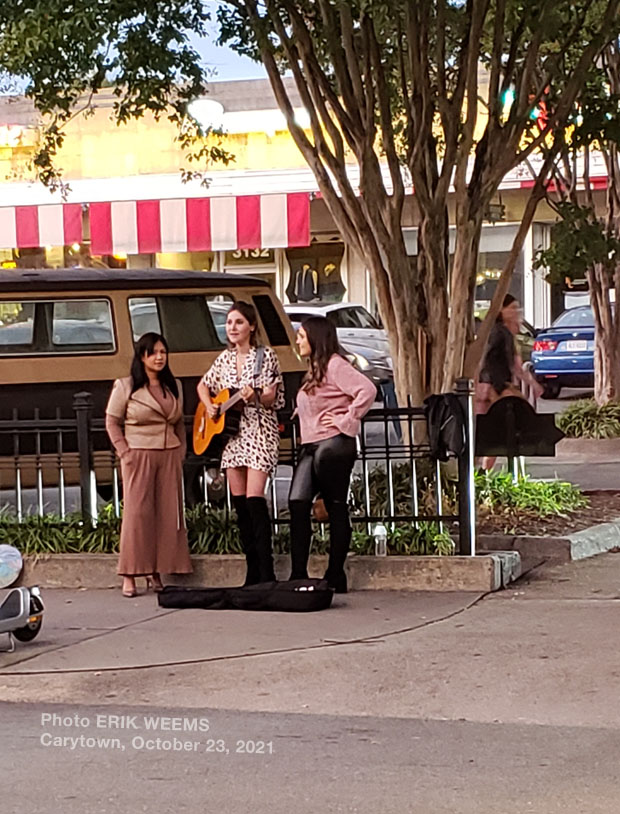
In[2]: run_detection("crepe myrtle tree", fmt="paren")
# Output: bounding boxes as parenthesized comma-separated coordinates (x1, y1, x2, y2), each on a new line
(216, 0, 620, 403)
(2, 1, 620, 401)
(535, 41, 620, 405)
(0, 0, 233, 193)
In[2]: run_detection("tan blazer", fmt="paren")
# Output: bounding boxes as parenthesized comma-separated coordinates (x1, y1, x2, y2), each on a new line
(106, 377, 184, 450)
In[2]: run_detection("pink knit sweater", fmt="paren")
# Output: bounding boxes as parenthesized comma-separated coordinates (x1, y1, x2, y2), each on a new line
(295, 354, 377, 444)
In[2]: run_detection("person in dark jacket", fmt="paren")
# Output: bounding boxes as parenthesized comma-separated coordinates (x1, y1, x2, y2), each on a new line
(475, 294, 542, 469)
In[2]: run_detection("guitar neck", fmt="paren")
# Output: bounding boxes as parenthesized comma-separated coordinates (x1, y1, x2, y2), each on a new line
(220, 374, 278, 414)
(220, 391, 245, 413)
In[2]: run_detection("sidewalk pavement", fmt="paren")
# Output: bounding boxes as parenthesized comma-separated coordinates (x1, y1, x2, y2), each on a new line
(1, 553, 620, 730)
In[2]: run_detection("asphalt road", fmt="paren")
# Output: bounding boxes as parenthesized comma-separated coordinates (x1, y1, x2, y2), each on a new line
(2, 554, 620, 813)
(3, 701, 620, 814)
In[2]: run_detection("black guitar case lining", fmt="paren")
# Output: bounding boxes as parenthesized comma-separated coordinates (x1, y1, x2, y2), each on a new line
(158, 578, 334, 613)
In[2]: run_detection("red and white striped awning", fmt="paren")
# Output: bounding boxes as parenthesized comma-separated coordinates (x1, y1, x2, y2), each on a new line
(0, 204, 83, 249)
(90, 193, 310, 255)
(0, 193, 310, 254)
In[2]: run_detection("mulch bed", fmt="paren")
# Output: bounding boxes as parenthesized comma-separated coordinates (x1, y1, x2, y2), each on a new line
(477, 491, 620, 537)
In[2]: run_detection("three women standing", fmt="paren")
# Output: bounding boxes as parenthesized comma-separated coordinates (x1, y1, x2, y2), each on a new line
(289, 317, 376, 592)
(105, 333, 192, 598)
(198, 301, 284, 585)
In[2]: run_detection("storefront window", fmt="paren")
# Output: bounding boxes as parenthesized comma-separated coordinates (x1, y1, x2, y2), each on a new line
(474, 250, 524, 316)
(285, 245, 346, 303)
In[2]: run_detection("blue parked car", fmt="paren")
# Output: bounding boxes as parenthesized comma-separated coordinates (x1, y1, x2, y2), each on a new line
(532, 306, 596, 399)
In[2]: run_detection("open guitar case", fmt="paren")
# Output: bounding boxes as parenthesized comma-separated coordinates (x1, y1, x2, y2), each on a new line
(158, 578, 334, 613)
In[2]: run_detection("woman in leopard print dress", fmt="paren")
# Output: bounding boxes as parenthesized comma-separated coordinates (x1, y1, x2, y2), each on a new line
(197, 301, 284, 585)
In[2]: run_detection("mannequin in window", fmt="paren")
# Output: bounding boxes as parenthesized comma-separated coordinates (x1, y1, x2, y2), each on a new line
(317, 262, 346, 302)
(292, 263, 319, 302)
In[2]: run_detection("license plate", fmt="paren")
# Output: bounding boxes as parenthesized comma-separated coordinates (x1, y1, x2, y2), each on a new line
(565, 340, 587, 351)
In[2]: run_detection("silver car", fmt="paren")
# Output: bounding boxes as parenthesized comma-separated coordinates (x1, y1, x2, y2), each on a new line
(283, 302, 393, 390)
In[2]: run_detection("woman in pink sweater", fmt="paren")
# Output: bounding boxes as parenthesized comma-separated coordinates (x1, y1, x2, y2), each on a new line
(289, 317, 377, 592)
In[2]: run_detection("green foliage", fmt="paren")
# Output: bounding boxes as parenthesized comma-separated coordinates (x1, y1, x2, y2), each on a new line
(350, 524, 455, 556)
(557, 399, 620, 438)
(0, 463, 588, 556)
(0, 0, 233, 189)
(184, 504, 242, 554)
(475, 471, 587, 516)
(349, 461, 437, 519)
(534, 202, 620, 285)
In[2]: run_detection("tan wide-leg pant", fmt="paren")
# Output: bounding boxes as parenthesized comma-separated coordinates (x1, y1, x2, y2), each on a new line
(118, 449, 193, 576)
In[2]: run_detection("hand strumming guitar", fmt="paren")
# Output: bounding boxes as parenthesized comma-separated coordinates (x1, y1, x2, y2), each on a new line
(240, 385, 256, 404)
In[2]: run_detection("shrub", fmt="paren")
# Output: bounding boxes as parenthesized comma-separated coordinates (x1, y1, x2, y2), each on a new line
(557, 399, 620, 439)
(475, 471, 587, 526)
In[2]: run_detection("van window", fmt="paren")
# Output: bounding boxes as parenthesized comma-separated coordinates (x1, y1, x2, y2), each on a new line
(0, 299, 114, 355)
(0, 302, 35, 348)
(128, 297, 160, 339)
(253, 294, 290, 346)
(52, 300, 114, 349)
(206, 295, 234, 344)
(129, 295, 233, 351)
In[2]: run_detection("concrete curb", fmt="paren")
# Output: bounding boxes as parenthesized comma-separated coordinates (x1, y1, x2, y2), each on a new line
(16, 552, 521, 593)
(567, 519, 620, 560)
(555, 438, 620, 462)
(478, 516, 620, 571)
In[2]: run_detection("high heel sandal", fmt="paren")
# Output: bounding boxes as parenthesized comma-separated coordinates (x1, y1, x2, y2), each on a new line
(122, 578, 138, 598)
(146, 574, 164, 593)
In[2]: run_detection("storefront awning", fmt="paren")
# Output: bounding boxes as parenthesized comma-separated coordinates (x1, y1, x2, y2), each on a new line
(0, 204, 83, 250)
(0, 193, 310, 255)
(89, 193, 310, 255)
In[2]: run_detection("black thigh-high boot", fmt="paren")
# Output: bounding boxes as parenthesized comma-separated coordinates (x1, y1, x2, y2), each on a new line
(232, 495, 260, 586)
(323, 499, 352, 593)
(288, 498, 313, 579)
(246, 497, 276, 583)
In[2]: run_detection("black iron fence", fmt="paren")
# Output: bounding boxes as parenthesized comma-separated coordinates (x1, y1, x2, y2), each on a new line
(0, 379, 476, 555)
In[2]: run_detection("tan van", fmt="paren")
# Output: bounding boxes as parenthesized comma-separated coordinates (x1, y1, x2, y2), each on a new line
(0, 268, 305, 497)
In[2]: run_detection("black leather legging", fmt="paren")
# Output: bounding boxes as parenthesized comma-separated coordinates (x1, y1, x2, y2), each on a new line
(288, 434, 357, 580)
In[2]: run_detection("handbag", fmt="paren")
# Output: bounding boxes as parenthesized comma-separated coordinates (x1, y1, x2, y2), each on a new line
(312, 496, 329, 522)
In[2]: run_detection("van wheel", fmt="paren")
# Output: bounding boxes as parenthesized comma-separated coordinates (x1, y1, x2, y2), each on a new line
(541, 382, 561, 399)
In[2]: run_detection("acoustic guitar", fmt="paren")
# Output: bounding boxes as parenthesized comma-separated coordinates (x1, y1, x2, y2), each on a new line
(193, 388, 245, 455)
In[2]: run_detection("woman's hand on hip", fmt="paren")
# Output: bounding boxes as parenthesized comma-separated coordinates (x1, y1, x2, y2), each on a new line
(319, 412, 339, 429)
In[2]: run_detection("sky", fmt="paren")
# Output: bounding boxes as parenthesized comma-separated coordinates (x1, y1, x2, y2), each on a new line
(194, 14, 268, 82)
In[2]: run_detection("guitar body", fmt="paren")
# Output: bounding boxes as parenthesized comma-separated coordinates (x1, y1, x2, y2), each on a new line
(193, 389, 243, 455)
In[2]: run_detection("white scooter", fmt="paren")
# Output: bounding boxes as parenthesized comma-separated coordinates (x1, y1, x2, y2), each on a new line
(0, 586, 44, 653)
(0, 545, 44, 653)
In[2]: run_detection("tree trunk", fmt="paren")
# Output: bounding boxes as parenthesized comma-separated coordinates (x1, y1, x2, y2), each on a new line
(588, 265, 620, 405)
(418, 212, 450, 395)
(442, 214, 484, 390)
(366, 250, 425, 407)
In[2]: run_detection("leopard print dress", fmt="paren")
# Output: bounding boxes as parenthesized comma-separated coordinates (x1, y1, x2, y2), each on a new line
(201, 346, 284, 474)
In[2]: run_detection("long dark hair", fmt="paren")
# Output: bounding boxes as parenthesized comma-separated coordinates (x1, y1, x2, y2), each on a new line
(130, 332, 178, 397)
(227, 301, 259, 348)
(301, 316, 346, 392)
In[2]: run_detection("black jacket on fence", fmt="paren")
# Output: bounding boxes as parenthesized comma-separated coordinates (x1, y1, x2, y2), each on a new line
(424, 394, 467, 462)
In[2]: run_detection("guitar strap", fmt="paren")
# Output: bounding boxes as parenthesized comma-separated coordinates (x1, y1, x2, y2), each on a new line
(252, 345, 267, 436)
(253, 345, 266, 387)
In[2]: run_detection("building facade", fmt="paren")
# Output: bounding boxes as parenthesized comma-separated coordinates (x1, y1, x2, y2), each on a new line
(0, 79, 611, 328)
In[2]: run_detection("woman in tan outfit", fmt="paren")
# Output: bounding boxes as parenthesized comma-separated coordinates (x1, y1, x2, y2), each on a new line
(106, 332, 192, 597)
